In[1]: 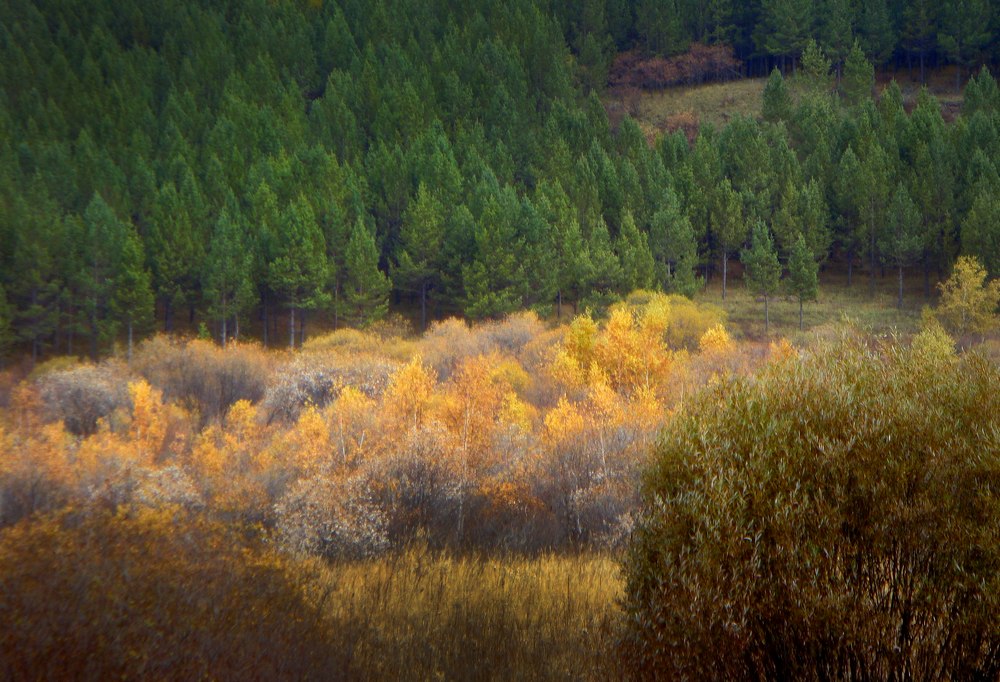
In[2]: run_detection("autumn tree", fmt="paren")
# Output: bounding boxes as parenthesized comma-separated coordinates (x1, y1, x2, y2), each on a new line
(936, 255, 1000, 337)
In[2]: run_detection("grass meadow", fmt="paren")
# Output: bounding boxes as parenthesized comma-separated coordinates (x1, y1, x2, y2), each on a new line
(314, 547, 623, 680)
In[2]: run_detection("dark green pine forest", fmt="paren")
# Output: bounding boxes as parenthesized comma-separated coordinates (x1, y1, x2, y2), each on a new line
(2, 0, 1000, 358)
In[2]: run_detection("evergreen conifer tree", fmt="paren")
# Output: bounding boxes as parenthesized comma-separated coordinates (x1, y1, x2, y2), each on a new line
(786, 232, 819, 329)
(395, 183, 445, 330)
(742, 221, 782, 334)
(110, 225, 154, 360)
(204, 208, 255, 346)
(268, 196, 330, 348)
(344, 217, 390, 327)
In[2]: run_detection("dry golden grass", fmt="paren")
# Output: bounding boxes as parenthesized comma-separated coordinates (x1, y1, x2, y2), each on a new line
(314, 546, 624, 680)
(694, 261, 934, 342)
(617, 66, 967, 142)
(624, 77, 767, 135)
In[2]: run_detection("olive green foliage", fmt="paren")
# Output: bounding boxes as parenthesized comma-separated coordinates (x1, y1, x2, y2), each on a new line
(937, 255, 1000, 336)
(761, 68, 792, 122)
(622, 333, 1000, 680)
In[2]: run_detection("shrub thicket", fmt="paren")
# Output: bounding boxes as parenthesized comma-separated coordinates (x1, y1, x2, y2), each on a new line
(621, 329, 1000, 680)
(0, 508, 344, 679)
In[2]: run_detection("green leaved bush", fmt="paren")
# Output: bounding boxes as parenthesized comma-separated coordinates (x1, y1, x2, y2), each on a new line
(621, 329, 1000, 680)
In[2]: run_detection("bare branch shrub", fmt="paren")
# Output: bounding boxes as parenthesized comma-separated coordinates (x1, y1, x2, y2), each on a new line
(133, 336, 270, 425)
(37, 363, 131, 436)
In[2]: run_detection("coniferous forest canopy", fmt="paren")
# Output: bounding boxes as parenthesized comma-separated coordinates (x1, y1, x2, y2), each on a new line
(1, 0, 1000, 359)
(4, 1, 1000, 678)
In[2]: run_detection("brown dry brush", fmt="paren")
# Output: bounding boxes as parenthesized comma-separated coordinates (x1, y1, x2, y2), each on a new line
(609, 44, 741, 91)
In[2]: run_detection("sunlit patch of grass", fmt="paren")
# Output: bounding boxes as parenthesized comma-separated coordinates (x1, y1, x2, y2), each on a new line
(313, 546, 623, 680)
(629, 78, 766, 133)
(695, 266, 929, 341)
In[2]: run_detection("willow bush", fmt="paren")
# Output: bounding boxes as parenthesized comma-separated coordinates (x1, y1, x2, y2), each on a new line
(621, 328, 1000, 680)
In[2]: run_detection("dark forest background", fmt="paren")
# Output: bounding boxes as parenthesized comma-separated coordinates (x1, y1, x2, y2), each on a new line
(1, 0, 999, 359)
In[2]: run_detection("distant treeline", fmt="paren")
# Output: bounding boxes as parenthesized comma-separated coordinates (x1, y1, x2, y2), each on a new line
(1, 0, 1000, 360)
(556, 0, 1000, 81)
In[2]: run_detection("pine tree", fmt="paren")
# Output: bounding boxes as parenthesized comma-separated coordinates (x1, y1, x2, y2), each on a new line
(203, 208, 254, 346)
(758, 0, 814, 68)
(82, 193, 124, 359)
(616, 211, 655, 292)
(901, 0, 938, 83)
(0, 284, 14, 363)
(842, 40, 875, 105)
(537, 180, 591, 318)
(961, 182, 1000, 278)
(880, 183, 923, 307)
(712, 178, 746, 300)
(741, 221, 782, 334)
(799, 40, 833, 96)
(268, 195, 330, 348)
(818, 0, 854, 75)
(856, 138, 893, 297)
(583, 211, 623, 309)
(939, 0, 992, 92)
(649, 186, 698, 296)
(148, 181, 203, 332)
(857, 0, 896, 67)
(762, 68, 793, 123)
(786, 232, 819, 330)
(463, 188, 528, 319)
(10, 199, 60, 361)
(395, 183, 445, 330)
(110, 225, 154, 361)
(344, 217, 390, 327)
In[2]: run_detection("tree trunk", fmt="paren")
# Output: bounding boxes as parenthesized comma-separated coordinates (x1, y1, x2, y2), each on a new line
(421, 281, 428, 330)
(924, 262, 931, 299)
(289, 307, 296, 350)
(556, 288, 562, 321)
(764, 295, 769, 335)
(164, 299, 174, 333)
(869, 225, 877, 298)
(299, 309, 306, 346)
(127, 319, 133, 362)
(221, 314, 227, 348)
(898, 263, 904, 309)
(90, 310, 98, 361)
(799, 298, 803, 331)
(262, 293, 268, 347)
(847, 249, 854, 287)
(722, 251, 728, 300)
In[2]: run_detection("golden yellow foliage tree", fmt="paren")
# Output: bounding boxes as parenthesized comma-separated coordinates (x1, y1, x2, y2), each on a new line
(936, 255, 1000, 337)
